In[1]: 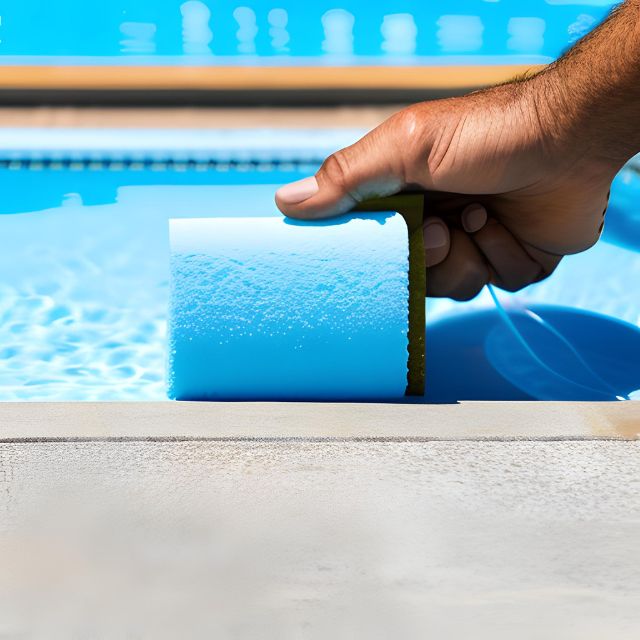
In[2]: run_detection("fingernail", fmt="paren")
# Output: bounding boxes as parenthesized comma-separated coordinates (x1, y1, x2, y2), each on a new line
(462, 204, 487, 233)
(423, 222, 448, 249)
(276, 176, 319, 205)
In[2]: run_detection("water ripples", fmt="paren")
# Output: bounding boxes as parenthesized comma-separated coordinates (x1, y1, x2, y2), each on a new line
(0, 267, 166, 402)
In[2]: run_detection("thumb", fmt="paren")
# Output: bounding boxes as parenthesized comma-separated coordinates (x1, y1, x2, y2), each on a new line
(275, 121, 410, 219)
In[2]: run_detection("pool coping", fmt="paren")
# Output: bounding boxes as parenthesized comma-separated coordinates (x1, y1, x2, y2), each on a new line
(0, 401, 637, 442)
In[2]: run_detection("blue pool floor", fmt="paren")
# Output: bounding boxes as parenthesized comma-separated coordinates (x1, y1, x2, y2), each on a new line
(1, 142, 639, 402)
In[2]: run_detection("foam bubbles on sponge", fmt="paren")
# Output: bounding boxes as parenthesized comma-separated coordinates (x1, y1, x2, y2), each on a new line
(168, 213, 410, 401)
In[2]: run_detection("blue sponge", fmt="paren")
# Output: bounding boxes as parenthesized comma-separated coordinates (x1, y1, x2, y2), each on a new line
(167, 213, 410, 401)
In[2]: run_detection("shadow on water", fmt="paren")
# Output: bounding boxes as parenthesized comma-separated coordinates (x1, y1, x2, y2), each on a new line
(423, 304, 640, 403)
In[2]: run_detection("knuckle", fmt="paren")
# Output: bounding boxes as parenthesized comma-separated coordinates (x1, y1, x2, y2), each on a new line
(320, 151, 351, 191)
(389, 107, 421, 141)
(386, 106, 428, 166)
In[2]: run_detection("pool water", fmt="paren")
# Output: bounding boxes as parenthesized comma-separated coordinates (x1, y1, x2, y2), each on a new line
(0, 1, 616, 64)
(1, 128, 639, 402)
(0, 129, 329, 401)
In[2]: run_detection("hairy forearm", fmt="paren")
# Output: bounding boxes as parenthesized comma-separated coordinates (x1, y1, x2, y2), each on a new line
(530, 0, 640, 168)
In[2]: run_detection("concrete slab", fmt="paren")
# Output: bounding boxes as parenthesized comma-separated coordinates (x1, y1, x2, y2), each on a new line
(0, 401, 638, 638)
(0, 401, 638, 441)
(0, 438, 639, 638)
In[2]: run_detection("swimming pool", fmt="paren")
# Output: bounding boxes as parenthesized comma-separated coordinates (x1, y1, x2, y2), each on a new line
(0, 1, 615, 63)
(1, 128, 639, 402)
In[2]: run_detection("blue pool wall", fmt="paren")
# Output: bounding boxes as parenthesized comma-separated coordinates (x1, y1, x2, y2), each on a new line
(0, 1, 616, 61)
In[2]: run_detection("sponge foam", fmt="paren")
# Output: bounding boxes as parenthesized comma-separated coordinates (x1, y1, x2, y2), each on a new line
(168, 213, 410, 401)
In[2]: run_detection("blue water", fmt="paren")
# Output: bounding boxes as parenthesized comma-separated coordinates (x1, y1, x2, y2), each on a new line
(485, 286, 632, 401)
(0, 148, 314, 400)
(0, 131, 639, 402)
(0, 1, 616, 63)
(425, 304, 640, 403)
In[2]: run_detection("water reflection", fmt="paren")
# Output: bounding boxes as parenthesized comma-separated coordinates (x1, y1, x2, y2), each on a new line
(119, 22, 156, 55)
(381, 14, 417, 56)
(545, 0, 614, 5)
(61, 193, 84, 208)
(0, 3, 619, 61)
(568, 13, 597, 42)
(234, 6, 258, 55)
(321, 9, 354, 56)
(268, 8, 289, 53)
(180, 1, 213, 55)
(436, 15, 483, 53)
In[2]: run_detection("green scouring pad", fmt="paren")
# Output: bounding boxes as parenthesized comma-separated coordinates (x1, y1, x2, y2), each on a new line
(355, 194, 426, 396)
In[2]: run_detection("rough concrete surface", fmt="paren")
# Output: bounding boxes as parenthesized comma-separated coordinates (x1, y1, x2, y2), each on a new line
(0, 434, 639, 639)
(0, 401, 638, 440)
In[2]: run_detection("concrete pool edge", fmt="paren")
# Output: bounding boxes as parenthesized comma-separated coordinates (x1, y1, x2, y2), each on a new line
(0, 401, 637, 441)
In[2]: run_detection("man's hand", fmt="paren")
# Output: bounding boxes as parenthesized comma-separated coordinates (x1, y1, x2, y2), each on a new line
(276, 1, 640, 300)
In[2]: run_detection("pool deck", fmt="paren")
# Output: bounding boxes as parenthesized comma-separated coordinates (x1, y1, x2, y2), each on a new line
(0, 400, 638, 441)
(1, 401, 639, 638)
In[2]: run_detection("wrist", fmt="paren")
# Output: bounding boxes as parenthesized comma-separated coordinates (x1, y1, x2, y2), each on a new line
(527, 0, 640, 172)
(525, 67, 625, 177)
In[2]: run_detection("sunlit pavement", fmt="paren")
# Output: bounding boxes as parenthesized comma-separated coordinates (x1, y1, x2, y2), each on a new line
(0, 401, 638, 639)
